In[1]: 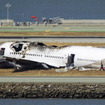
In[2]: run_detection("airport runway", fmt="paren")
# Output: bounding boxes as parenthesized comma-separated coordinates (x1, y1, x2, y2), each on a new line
(0, 36, 105, 43)
(0, 76, 105, 83)
(0, 25, 105, 32)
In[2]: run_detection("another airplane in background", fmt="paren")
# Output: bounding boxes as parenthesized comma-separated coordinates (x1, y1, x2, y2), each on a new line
(0, 41, 105, 71)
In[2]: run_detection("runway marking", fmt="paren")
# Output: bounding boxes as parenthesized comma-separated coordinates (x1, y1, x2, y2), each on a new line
(64, 27, 69, 29)
(45, 30, 51, 32)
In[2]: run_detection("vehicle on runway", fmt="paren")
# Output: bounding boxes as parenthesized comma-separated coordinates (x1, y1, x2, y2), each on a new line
(0, 41, 104, 71)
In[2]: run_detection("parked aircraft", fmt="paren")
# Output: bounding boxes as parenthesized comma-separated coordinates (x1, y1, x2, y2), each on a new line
(0, 41, 104, 71)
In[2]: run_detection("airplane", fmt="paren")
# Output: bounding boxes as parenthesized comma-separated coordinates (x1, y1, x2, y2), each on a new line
(0, 41, 105, 71)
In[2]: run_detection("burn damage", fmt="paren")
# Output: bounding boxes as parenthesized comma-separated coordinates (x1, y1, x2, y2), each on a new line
(28, 41, 61, 50)
(0, 41, 104, 72)
(10, 41, 30, 52)
(10, 41, 63, 52)
(0, 41, 63, 71)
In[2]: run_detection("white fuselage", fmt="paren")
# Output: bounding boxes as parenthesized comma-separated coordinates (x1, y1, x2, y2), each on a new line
(1, 41, 105, 68)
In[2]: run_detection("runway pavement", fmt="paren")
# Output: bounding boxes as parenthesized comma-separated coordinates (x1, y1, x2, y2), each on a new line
(0, 36, 105, 43)
(0, 76, 105, 83)
(0, 25, 105, 32)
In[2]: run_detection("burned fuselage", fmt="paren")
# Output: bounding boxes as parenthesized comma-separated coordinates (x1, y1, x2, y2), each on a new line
(0, 41, 69, 70)
(1, 41, 105, 71)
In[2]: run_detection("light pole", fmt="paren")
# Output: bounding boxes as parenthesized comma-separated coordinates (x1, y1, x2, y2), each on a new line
(5, 3, 11, 22)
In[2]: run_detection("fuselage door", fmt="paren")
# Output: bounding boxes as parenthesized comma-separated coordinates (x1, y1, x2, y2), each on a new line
(66, 54, 75, 67)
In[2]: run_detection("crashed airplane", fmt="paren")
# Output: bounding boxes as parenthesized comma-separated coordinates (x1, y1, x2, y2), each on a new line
(0, 41, 105, 71)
